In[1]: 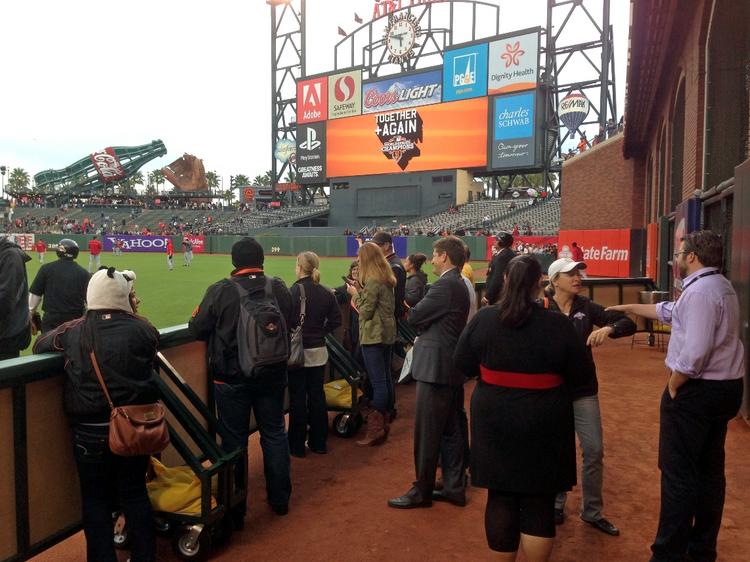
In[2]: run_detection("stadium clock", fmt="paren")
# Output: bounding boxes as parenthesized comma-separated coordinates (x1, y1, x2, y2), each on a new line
(384, 13, 420, 64)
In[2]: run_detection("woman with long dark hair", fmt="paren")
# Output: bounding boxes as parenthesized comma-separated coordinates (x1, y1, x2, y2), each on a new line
(454, 255, 594, 561)
(34, 268, 158, 562)
(347, 242, 396, 446)
(287, 251, 342, 457)
(404, 253, 428, 307)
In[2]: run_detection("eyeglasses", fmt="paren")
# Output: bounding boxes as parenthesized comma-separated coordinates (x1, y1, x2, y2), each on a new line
(673, 250, 692, 258)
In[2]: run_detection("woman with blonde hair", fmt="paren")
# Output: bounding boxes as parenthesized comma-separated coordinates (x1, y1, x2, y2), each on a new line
(288, 251, 342, 457)
(347, 242, 396, 446)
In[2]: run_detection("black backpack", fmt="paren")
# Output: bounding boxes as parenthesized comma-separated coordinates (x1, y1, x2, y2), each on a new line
(232, 277, 289, 377)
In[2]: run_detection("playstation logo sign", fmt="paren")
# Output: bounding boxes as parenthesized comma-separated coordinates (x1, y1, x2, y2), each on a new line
(299, 127, 321, 151)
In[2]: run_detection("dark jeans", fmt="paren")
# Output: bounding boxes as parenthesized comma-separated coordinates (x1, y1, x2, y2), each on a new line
(650, 378, 743, 562)
(71, 425, 155, 562)
(361, 344, 393, 413)
(287, 365, 328, 454)
(213, 381, 291, 511)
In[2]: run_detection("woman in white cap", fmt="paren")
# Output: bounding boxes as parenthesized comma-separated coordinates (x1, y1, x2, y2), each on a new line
(544, 257, 636, 536)
(34, 267, 159, 562)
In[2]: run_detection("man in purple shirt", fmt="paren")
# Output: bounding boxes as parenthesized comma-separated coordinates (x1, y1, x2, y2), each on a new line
(610, 230, 744, 562)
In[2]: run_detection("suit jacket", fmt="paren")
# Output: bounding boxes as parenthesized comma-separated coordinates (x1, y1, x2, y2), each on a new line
(485, 248, 517, 304)
(408, 268, 470, 386)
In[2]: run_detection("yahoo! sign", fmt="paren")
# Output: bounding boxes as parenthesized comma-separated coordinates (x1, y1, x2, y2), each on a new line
(103, 235, 170, 253)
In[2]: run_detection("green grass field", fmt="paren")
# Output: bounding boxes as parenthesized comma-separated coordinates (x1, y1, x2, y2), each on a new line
(25, 251, 487, 333)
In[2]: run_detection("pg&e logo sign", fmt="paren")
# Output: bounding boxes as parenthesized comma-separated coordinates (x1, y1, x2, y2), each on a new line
(442, 43, 488, 102)
(297, 77, 328, 124)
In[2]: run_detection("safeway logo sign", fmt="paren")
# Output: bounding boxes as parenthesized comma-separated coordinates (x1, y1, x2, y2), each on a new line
(328, 69, 362, 119)
(299, 127, 321, 151)
(334, 76, 355, 101)
(297, 77, 328, 123)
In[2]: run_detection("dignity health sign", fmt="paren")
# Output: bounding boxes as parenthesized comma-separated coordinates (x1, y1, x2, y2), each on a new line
(490, 91, 537, 169)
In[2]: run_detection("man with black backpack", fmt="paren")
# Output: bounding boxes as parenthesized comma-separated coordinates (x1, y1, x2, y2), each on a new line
(189, 237, 294, 522)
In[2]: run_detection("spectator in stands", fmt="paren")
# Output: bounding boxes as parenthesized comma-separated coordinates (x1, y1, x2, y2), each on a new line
(35, 238, 47, 263)
(512, 224, 520, 237)
(454, 255, 593, 559)
(544, 258, 636, 535)
(483, 232, 516, 306)
(29, 239, 90, 334)
(0, 235, 31, 360)
(577, 132, 589, 153)
(189, 237, 293, 520)
(571, 241, 584, 262)
(34, 268, 158, 562)
(404, 253, 428, 308)
(346, 242, 396, 447)
(606, 118, 617, 138)
(87, 235, 102, 273)
(287, 252, 342, 458)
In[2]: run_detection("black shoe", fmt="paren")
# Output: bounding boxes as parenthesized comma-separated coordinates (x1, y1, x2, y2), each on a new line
(388, 487, 432, 509)
(582, 517, 620, 536)
(431, 489, 466, 507)
(271, 503, 289, 516)
(289, 449, 306, 458)
(307, 443, 327, 454)
(554, 508, 565, 525)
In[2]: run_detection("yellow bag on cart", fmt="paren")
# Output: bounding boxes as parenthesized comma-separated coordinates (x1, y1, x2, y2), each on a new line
(324, 379, 363, 409)
(146, 458, 217, 515)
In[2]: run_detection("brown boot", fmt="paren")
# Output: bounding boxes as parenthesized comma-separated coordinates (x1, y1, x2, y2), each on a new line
(357, 411, 386, 446)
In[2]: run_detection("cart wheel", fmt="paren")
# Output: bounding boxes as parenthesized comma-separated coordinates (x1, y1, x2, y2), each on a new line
(154, 516, 172, 536)
(113, 528, 129, 550)
(172, 528, 210, 561)
(648, 334, 656, 346)
(333, 413, 361, 438)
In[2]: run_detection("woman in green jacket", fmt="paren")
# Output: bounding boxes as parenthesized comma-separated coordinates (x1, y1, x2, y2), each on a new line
(347, 242, 396, 446)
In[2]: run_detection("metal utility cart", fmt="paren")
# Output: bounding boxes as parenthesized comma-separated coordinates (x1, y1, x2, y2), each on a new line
(325, 334, 367, 438)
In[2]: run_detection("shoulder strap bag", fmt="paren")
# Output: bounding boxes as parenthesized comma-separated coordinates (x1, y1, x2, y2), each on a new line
(288, 284, 306, 369)
(90, 351, 170, 457)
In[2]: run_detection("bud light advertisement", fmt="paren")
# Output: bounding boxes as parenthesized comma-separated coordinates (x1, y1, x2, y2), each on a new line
(362, 69, 442, 114)
(103, 235, 170, 253)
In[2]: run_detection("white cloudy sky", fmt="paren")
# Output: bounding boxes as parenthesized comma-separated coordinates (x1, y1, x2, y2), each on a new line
(0, 0, 630, 187)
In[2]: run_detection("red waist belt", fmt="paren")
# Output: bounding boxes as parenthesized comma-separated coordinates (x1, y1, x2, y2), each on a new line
(480, 366, 563, 389)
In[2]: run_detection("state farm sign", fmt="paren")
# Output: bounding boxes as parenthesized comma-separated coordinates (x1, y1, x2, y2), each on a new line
(558, 229, 632, 277)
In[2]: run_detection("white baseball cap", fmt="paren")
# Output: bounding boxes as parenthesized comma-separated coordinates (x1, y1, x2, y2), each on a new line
(548, 258, 586, 281)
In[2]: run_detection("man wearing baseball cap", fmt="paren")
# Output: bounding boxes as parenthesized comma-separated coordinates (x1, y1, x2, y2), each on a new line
(544, 257, 636, 535)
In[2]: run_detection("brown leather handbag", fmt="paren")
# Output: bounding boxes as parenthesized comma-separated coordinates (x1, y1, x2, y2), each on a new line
(90, 351, 170, 457)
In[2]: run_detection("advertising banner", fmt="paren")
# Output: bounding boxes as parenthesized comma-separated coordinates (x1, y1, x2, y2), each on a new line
(90, 147, 127, 184)
(488, 30, 539, 94)
(7, 233, 35, 251)
(183, 234, 205, 254)
(645, 222, 658, 281)
(362, 69, 442, 114)
(296, 76, 328, 124)
(328, 69, 362, 120)
(297, 122, 327, 183)
(490, 92, 537, 170)
(485, 235, 557, 260)
(346, 235, 407, 258)
(558, 229, 632, 277)
(672, 198, 702, 295)
(443, 43, 488, 102)
(103, 235, 170, 253)
(328, 97, 487, 177)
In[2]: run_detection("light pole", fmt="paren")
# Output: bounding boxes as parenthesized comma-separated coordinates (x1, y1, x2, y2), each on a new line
(0, 166, 6, 199)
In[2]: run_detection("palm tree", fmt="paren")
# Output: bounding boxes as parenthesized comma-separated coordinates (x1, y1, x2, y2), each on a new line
(205, 170, 220, 193)
(148, 169, 165, 193)
(283, 168, 297, 183)
(8, 167, 30, 193)
(223, 189, 235, 206)
(252, 174, 265, 186)
(234, 174, 250, 187)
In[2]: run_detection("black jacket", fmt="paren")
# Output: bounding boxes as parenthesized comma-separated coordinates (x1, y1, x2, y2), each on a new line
(0, 238, 31, 354)
(188, 269, 293, 385)
(485, 248, 517, 304)
(290, 277, 342, 349)
(545, 294, 637, 398)
(33, 311, 160, 424)
(386, 253, 407, 319)
(405, 271, 427, 307)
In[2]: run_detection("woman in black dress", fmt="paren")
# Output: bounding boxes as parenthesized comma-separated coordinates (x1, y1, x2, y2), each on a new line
(454, 255, 594, 561)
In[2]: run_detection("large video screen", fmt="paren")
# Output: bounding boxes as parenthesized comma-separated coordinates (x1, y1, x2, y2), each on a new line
(295, 28, 541, 183)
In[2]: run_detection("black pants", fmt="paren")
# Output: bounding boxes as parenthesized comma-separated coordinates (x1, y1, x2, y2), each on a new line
(71, 425, 155, 562)
(650, 378, 743, 562)
(413, 381, 466, 497)
(287, 365, 328, 454)
(0, 350, 20, 361)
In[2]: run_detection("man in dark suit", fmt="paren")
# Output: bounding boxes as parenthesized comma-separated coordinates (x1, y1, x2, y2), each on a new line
(388, 236, 470, 509)
(483, 231, 516, 305)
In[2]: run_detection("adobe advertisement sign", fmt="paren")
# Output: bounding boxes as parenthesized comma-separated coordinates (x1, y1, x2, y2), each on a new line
(488, 30, 540, 95)
(443, 43, 488, 102)
(328, 70, 362, 120)
(328, 97, 487, 177)
(362, 69, 442, 114)
(103, 235, 170, 253)
(296, 77, 328, 124)
(296, 122, 327, 183)
(558, 229, 632, 277)
(490, 92, 537, 169)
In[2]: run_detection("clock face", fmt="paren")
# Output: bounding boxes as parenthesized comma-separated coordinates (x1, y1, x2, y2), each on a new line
(384, 14, 420, 63)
